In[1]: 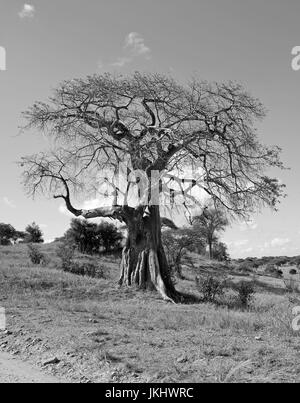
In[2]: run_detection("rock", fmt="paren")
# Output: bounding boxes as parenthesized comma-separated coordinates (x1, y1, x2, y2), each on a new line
(42, 357, 61, 366)
(255, 336, 262, 341)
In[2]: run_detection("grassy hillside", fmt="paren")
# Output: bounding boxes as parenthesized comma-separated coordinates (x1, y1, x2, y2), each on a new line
(0, 244, 300, 383)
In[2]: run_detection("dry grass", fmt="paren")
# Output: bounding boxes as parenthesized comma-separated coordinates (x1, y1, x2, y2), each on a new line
(0, 244, 300, 383)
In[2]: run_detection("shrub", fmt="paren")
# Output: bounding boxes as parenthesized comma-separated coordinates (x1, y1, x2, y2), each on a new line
(64, 219, 123, 255)
(57, 242, 76, 272)
(195, 275, 226, 303)
(289, 269, 297, 275)
(265, 264, 283, 278)
(236, 262, 253, 274)
(68, 262, 105, 278)
(234, 281, 255, 308)
(27, 244, 46, 265)
(56, 242, 105, 278)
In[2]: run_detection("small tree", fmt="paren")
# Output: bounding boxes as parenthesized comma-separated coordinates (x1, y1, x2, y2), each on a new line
(212, 241, 230, 262)
(195, 275, 226, 303)
(163, 228, 205, 279)
(193, 209, 229, 259)
(57, 241, 76, 271)
(65, 219, 123, 254)
(25, 222, 44, 243)
(97, 221, 123, 253)
(234, 281, 255, 308)
(65, 219, 101, 254)
(27, 244, 46, 265)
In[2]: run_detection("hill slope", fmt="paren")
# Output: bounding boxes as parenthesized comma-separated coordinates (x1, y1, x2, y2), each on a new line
(0, 244, 300, 383)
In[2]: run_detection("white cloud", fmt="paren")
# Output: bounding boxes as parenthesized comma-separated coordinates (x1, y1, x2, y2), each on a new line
(110, 32, 151, 68)
(2, 197, 16, 209)
(270, 237, 290, 247)
(260, 237, 291, 250)
(124, 32, 151, 58)
(19, 4, 35, 19)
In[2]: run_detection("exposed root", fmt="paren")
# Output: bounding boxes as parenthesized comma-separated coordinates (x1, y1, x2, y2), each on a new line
(118, 247, 177, 303)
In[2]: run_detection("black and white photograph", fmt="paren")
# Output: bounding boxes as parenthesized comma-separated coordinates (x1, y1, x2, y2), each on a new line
(0, 0, 300, 388)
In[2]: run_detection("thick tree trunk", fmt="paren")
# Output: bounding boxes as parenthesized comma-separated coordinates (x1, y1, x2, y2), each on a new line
(118, 206, 179, 303)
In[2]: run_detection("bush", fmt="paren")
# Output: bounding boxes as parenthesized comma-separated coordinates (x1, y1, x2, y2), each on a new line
(289, 269, 297, 275)
(234, 281, 255, 308)
(64, 219, 123, 255)
(57, 242, 76, 272)
(236, 262, 253, 274)
(56, 242, 105, 278)
(195, 275, 226, 303)
(265, 264, 283, 278)
(27, 244, 46, 265)
(68, 262, 105, 278)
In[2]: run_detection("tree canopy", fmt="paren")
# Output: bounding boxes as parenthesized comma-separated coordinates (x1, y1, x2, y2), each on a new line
(21, 72, 285, 220)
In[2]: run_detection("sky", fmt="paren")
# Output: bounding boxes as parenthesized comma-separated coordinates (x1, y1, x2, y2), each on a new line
(0, 0, 300, 258)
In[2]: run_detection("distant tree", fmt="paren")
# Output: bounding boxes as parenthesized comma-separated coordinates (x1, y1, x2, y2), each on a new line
(97, 222, 123, 253)
(65, 219, 100, 254)
(0, 223, 17, 245)
(212, 241, 230, 262)
(291, 256, 300, 267)
(162, 228, 206, 279)
(24, 222, 44, 243)
(265, 263, 283, 278)
(193, 208, 229, 259)
(273, 257, 289, 267)
(65, 218, 123, 254)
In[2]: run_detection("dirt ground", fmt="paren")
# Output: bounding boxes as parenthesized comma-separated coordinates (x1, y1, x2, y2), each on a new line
(0, 352, 63, 383)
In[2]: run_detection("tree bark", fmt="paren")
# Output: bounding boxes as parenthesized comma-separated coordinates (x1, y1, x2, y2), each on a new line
(118, 206, 179, 303)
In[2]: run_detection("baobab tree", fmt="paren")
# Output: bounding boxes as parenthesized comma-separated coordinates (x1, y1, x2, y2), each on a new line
(20, 72, 285, 302)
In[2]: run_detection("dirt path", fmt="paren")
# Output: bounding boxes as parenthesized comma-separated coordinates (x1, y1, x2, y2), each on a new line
(0, 352, 64, 383)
